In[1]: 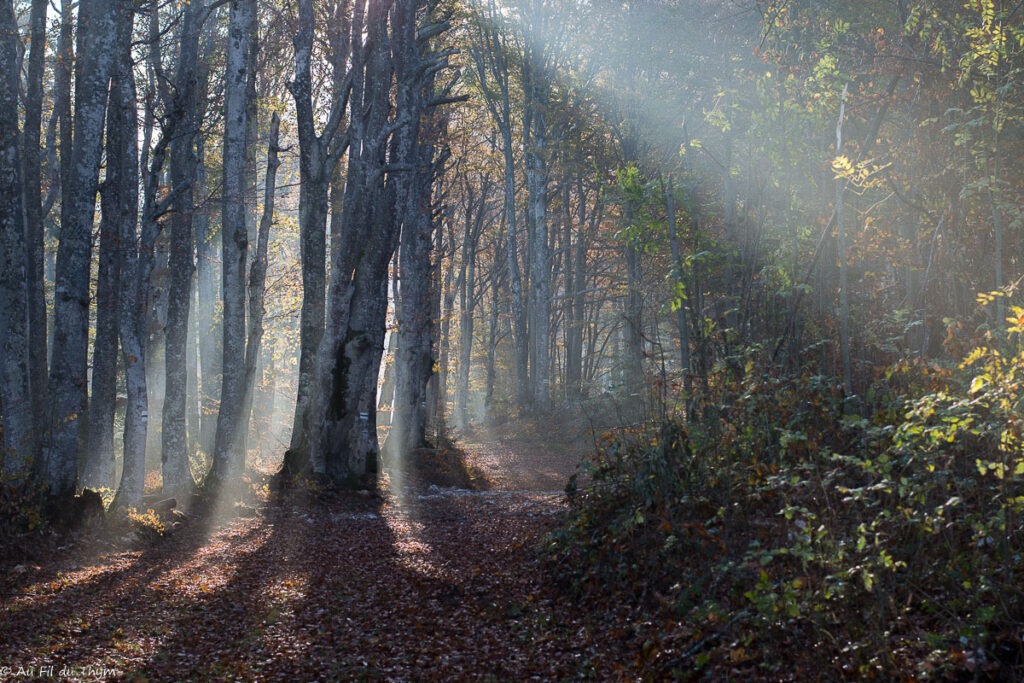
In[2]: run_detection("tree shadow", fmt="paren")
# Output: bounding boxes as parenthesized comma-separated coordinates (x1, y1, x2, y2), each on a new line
(0, 452, 601, 680)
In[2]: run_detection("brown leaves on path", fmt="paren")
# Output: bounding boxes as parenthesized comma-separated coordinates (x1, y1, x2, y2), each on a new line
(0, 438, 641, 681)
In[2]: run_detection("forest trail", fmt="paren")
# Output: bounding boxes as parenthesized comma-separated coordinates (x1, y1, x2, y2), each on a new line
(0, 436, 651, 681)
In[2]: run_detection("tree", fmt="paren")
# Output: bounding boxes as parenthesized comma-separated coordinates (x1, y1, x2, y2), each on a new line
(282, 0, 355, 474)
(106, 3, 144, 507)
(239, 112, 282, 463)
(0, 0, 37, 479)
(306, 0, 456, 483)
(211, 0, 258, 487)
(22, 0, 49, 434)
(467, 1, 530, 409)
(390, 108, 449, 459)
(44, 0, 119, 498)
(162, 0, 209, 497)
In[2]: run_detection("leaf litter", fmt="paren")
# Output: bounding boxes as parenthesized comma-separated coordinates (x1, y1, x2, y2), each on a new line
(0, 435, 646, 681)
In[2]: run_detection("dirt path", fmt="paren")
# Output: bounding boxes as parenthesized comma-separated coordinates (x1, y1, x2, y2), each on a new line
(0, 439, 645, 681)
(456, 429, 583, 492)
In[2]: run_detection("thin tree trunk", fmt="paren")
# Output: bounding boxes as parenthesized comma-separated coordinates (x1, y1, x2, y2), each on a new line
(116, 74, 156, 509)
(82, 111, 128, 489)
(664, 175, 692, 393)
(106, 6, 144, 506)
(239, 113, 281, 465)
(455, 182, 485, 427)
(23, 0, 49, 430)
(436, 214, 456, 443)
(194, 28, 220, 460)
(835, 83, 852, 395)
(468, 10, 528, 408)
(211, 0, 256, 487)
(523, 53, 550, 411)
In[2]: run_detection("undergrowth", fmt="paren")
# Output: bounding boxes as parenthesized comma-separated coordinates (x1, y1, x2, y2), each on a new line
(548, 300, 1024, 680)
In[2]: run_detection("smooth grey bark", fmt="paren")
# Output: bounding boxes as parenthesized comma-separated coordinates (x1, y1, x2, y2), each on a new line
(484, 230, 505, 408)
(435, 214, 456, 439)
(283, 0, 354, 472)
(194, 31, 221, 459)
(211, 0, 256, 487)
(393, 106, 451, 456)
(519, 0, 558, 411)
(162, 0, 205, 497)
(0, 0, 37, 478)
(45, 0, 118, 497)
(54, 0, 73, 236)
(23, 0, 49, 431)
(564, 176, 599, 399)
(391, 168, 435, 457)
(308, 0, 422, 484)
(81, 102, 129, 489)
(139, 0, 170, 476)
(116, 51, 160, 509)
(238, 113, 281, 460)
(186, 47, 220, 462)
(102, 8, 145, 506)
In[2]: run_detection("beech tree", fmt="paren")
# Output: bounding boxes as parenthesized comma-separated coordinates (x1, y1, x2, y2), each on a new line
(22, 0, 49, 432)
(210, 0, 258, 486)
(0, 0, 36, 478)
(283, 0, 355, 473)
(44, 0, 119, 498)
(467, 2, 530, 408)
(105, 5, 144, 507)
(161, 0, 208, 497)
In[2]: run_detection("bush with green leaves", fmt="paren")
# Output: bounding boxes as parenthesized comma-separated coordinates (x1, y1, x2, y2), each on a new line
(549, 302, 1024, 678)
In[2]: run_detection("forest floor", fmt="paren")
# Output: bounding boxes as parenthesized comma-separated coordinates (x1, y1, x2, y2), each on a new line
(0, 427, 667, 682)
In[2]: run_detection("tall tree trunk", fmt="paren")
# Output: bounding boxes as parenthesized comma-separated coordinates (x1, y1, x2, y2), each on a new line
(23, 0, 49, 432)
(55, 0, 74, 183)
(502, 130, 530, 410)
(162, 0, 204, 497)
(391, 170, 435, 458)
(194, 28, 220, 460)
(835, 83, 852, 395)
(239, 113, 281, 467)
(117, 92, 157, 508)
(0, 0, 37, 478)
(105, 6, 144, 506)
(45, 0, 118, 498)
(284, 0, 354, 474)
(485, 235, 503, 409)
(310, 0, 423, 485)
(82, 111, 128, 488)
(455, 181, 485, 427)
(523, 50, 551, 411)
(468, 11, 528, 408)
(623, 207, 645, 402)
(211, 0, 256, 487)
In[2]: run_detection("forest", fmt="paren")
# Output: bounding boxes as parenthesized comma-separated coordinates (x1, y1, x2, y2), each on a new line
(1, 0, 1024, 679)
